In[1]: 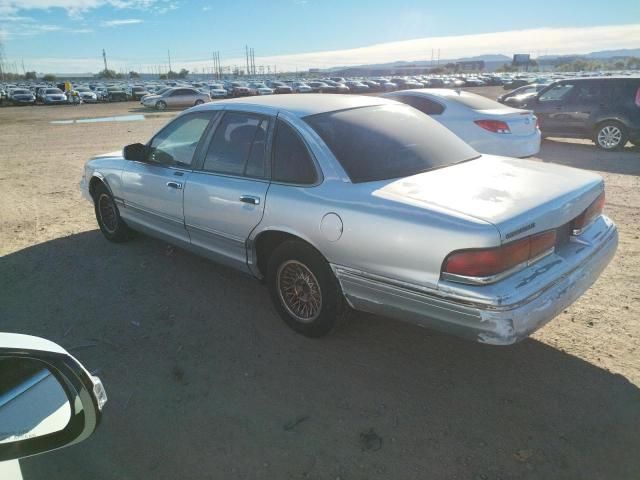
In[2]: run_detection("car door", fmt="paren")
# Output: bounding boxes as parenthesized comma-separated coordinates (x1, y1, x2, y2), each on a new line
(184, 111, 272, 271)
(533, 81, 577, 135)
(119, 111, 216, 245)
(165, 89, 184, 108)
(560, 81, 603, 135)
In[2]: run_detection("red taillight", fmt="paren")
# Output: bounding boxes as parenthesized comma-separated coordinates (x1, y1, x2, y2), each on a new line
(442, 230, 556, 281)
(572, 191, 605, 235)
(474, 119, 511, 134)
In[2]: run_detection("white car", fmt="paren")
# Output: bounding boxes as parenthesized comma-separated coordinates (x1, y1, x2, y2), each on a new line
(248, 82, 274, 95)
(293, 81, 313, 93)
(0, 333, 106, 479)
(383, 89, 541, 158)
(75, 87, 98, 103)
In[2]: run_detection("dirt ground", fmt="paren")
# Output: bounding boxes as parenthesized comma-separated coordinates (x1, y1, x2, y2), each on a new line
(1, 90, 639, 480)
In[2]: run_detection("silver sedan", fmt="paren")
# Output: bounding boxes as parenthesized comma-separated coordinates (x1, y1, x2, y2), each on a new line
(81, 95, 617, 344)
(141, 86, 210, 110)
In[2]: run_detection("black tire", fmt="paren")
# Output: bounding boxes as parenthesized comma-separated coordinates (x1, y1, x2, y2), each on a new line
(594, 121, 628, 151)
(267, 240, 345, 338)
(156, 100, 167, 110)
(194, 99, 204, 106)
(93, 183, 130, 242)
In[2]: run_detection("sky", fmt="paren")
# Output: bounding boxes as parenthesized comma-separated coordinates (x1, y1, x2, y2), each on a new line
(1, 0, 639, 73)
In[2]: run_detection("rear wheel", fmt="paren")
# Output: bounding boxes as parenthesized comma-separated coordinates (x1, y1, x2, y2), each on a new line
(267, 240, 345, 337)
(93, 183, 130, 242)
(594, 121, 628, 151)
(194, 99, 204, 106)
(156, 100, 167, 111)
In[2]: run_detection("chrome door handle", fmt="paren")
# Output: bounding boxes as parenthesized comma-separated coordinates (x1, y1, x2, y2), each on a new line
(166, 181, 182, 189)
(239, 195, 260, 205)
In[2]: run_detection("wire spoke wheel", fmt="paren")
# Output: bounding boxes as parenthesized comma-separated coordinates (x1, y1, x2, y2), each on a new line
(98, 193, 118, 234)
(277, 260, 323, 323)
(597, 125, 622, 149)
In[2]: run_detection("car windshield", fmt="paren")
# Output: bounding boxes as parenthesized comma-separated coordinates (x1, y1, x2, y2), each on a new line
(304, 104, 479, 183)
(13, 89, 29, 94)
(45, 89, 62, 94)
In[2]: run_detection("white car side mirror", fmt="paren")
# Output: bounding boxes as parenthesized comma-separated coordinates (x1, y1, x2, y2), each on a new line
(0, 333, 106, 462)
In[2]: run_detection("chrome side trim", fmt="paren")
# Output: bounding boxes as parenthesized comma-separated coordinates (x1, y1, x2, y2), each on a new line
(185, 222, 245, 244)
(124, 202, 184, 226)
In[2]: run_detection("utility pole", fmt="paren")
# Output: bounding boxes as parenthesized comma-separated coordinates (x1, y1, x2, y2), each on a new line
(245, 45, 250, 77)
(168, 49, 172, 73)
(251, 48, 256, 76)
(102, 48, 108, 72)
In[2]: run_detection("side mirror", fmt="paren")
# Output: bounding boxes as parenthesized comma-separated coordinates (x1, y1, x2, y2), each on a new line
(0, 333, 107, 462)
(123, 143, 147, 162)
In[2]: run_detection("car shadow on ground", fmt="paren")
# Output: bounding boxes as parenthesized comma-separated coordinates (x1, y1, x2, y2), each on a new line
(538, 138, 640, 176)
(2, 231, 637, 479)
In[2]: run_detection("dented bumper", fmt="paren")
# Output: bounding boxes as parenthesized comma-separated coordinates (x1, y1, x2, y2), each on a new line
(333, 217, 618, 345)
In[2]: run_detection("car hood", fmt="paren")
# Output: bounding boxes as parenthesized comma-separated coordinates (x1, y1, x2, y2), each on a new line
(92, 150, 123, 160)
(143, 94, 161, 100)
(373, 155, 603, 242)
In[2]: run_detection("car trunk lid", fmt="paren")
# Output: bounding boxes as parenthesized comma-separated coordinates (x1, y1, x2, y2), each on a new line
(374, 155, 604, 243)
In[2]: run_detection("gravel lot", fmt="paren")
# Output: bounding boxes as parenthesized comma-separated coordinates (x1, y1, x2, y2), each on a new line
(1, 89, 639, 479)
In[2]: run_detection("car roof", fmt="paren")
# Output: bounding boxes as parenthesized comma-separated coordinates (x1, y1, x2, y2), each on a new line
(196, 93, 397, 117)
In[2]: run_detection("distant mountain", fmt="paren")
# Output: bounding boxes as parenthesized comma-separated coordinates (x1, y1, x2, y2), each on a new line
(539, 48, 640, 60)
(456, 54, 511, 62)
(585, 48, 640, 59)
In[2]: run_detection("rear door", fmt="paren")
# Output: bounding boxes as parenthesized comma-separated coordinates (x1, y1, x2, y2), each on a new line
(184, 111, 272, 270)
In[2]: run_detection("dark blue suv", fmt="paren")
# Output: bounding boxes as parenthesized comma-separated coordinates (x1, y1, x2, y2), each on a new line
(525, 77, 640, 150)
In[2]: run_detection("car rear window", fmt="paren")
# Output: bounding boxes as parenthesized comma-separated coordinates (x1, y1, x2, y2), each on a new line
(448, 93, 505, 110)
(304, 104, 478, 183)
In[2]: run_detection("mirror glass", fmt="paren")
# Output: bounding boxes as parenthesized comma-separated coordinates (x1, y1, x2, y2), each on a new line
(0, 358, 71, 444)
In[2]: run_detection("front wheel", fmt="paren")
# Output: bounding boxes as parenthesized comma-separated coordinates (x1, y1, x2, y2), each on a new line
(594, 121, 628, 151)
(93, 184, 130, 242)
(156, 100, 167, 110)
(194, 99, 204, 106)
(267, 241, 345, 338)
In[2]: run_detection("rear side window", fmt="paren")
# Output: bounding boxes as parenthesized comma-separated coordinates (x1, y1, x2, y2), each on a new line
(393, 95, 445, 115)
(272, 120, 317, 185)
(571, 82, 602, 103)
(203, 112, 269, 178)
(448, 93, 504, 110)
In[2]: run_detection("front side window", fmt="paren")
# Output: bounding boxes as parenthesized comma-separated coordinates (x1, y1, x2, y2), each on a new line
(271, 120, 317, 185)
(202, 112, 269, 178)
(539, 83, 575, 102)
(304, 104, 478, 183)
(148, 113, 212, 167)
